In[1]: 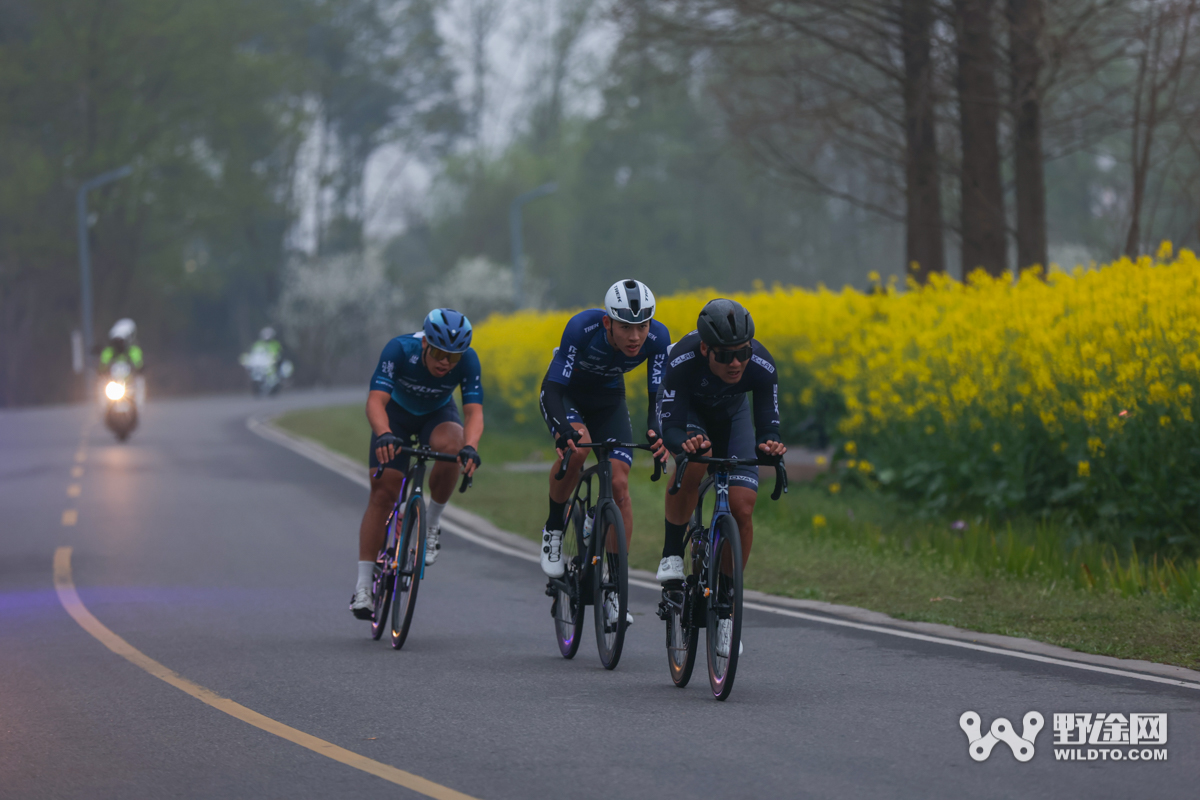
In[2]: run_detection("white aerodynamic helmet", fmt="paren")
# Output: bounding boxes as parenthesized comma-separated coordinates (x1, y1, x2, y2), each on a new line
(259, 326, 276, 341)
(604, 279, 656, 324)
(109, 318, 137, 342)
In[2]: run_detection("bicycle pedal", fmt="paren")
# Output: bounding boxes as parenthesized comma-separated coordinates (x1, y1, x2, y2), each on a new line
(544, 580, 557, 598)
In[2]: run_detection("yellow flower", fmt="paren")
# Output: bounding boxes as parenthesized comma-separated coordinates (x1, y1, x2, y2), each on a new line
(812, 514, 828, 528)
(844, 441, 857, 456)
(1078, 460, 1091, 477)
(828, 483, 841, 494)
(815, 455, 828, 466)
(925, 425, 936, 435)
(1160, 415, 1172, 427)
(847, 459, 858, 470)
(992, 442, 1002, 454)
(857, 460, 873, 473)
(1087, 437, 1104, 456)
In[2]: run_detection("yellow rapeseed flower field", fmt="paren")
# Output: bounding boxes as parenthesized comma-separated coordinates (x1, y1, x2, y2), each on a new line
(474, 246, 1200, 542)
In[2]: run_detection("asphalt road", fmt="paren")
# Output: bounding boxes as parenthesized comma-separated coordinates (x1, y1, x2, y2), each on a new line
(2, 390, 1199, 799)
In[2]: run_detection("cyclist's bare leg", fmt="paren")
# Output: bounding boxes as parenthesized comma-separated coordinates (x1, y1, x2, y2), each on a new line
(358, 468, 404, 560)
(427, 421, 465, 504)
(548, 422, 591, 504)
(611, 459, 633, 547)
(664, 461, 709, 526)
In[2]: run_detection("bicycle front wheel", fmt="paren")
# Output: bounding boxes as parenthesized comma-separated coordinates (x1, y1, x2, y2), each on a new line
(706, 514, 743, 700)
(370, 510, 399, 641)
(666, 527, 702, 687)
(592, 501, 628, 670)
(554, 504, 587, 659)
(391, 497, 425, 650)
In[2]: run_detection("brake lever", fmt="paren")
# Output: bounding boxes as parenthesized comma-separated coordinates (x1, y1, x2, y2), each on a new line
(459, 472, 473, 493)
(554, 456, 569, 481)
(770, 460, 788, 501)
(668, 454, 688, 496)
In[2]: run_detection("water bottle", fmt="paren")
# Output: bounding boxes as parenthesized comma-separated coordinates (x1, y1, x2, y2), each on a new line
(582, 509, 594, 546)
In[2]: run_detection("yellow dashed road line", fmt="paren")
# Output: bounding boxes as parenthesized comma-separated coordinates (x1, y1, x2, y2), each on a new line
(67, 484, 81, 497)
(52, 547, 480, 800)
(71, 466, 84, 478)
(61, 510, 78, 526)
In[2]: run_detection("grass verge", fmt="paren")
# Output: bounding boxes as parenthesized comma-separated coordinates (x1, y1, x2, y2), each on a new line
(276, 404, 1200, 669)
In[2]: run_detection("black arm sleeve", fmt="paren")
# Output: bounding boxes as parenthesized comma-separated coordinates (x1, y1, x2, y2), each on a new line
(659, 373, 693, 454)
(646, 392, 658, 441)
(539, 375, 573, 438)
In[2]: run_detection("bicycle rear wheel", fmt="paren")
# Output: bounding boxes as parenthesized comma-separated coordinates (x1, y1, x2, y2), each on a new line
(553, 504, 587, 659)
(391, 497, 425, 650)
(706, 514, 743, 700)
(592, 501, 628, 670)
(370, 510, 398, 641)
(665, 527, 701, 686)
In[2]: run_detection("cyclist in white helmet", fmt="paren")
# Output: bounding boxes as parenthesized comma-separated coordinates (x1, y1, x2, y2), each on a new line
(538, 280, 671, 621)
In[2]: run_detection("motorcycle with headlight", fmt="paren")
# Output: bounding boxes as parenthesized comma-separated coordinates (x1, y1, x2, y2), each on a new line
(103, 361, 138, 441)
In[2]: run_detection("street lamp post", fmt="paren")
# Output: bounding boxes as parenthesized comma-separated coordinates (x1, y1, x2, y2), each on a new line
(77, 164, 133, 394)
(509, 182, 557, 308)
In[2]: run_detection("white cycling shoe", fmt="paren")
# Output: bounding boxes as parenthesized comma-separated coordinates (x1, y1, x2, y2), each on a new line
(541, 528, 564, 577)
(425, 527, 441, 566)
(349, 587, 373, 620)
(657, 556, 685, 583)
(604, 594, 634, 626)
(715, 618, 743, 658)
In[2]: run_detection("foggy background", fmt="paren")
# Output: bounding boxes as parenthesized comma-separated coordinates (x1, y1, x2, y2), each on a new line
(2, 0, 1198, 406)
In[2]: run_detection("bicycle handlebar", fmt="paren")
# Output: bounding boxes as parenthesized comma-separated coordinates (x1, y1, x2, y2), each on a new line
(667, 452, 789, 501)
(372, 445, 473, 493)
(553, 440, 665, 483)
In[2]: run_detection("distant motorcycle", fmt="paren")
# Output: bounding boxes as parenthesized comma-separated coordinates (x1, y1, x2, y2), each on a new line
(239, 347, 293, 397)
(103, 361, 138, 441)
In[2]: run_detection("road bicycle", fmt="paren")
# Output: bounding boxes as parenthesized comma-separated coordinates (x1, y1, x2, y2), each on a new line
(370, 445, 471, 649)
(656, 453, 787, 700)
(545, 440, 663, 669)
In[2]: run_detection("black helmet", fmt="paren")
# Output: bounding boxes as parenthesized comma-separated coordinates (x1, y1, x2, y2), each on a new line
(697, 299, 754, 347)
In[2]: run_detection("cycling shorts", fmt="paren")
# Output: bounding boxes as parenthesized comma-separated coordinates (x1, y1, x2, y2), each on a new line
(368, 399, 462, 473)
(676, 395, 759, 492)
(539, 390, 634, 466)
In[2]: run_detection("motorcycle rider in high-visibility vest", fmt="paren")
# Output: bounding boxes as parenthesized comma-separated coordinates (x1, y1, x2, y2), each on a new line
(98, 318, 145, 406)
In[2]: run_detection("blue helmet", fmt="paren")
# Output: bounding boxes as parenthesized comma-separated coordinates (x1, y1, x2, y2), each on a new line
(423, 308, 473, 353)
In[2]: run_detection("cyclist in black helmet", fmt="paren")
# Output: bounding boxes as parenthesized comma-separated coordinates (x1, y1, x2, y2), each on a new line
(654, 299, 786, 652)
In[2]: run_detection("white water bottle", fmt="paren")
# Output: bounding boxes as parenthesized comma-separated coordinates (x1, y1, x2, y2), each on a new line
(582, 510, 594, 545)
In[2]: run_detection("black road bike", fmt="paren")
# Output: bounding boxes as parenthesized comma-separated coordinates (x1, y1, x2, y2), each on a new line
(370, 446, 471, 649)
(545, 441, 663, 669)
(656, 453, 787, 700)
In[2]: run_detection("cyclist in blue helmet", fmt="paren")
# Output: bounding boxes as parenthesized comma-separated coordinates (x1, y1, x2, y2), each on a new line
(350, 308, 485, 620)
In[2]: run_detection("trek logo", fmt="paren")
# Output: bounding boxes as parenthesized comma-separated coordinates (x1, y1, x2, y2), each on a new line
(670, 351, 695, 368)
(960, 711, 1043, 762)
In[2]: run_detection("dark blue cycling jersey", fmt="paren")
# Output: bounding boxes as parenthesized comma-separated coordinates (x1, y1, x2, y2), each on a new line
(369, 333, 483, 416)
(657, 329, 781, 453)
(545, 309, 669, 392)
(541, 308, 669, 437)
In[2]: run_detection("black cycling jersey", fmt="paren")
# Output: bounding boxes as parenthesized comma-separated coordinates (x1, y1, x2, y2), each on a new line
(657, 330, 781, 454)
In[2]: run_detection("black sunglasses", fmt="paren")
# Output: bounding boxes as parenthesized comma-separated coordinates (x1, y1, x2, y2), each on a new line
(711, 345, 753, 364)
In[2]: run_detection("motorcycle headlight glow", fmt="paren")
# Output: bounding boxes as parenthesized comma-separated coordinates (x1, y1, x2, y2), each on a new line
(105, 381, 126, 400)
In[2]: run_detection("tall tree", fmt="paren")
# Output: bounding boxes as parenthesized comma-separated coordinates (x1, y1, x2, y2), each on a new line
(1007, 0, 1047, 271)
(955, 0, 1008, 276)
(901, 0, 946, 281)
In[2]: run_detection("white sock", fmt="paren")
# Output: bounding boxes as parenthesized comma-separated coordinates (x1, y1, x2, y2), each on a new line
(427, 499, 447, 530)
(356, 561, 375, 592)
